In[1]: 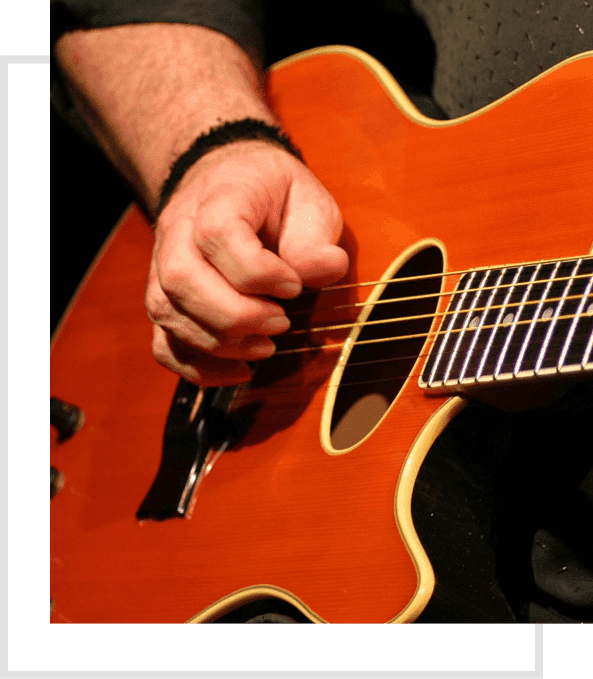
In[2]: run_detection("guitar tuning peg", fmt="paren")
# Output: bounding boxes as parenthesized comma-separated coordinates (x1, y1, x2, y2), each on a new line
(51, 466, 65, 499)
(51, 397, 85, 442)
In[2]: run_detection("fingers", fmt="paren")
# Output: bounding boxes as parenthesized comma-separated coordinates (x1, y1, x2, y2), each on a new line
(151, 217, 292, 336)
(192, 198, 303, 299)
(145, 255, 285, 359)
(151, 325, 253, 386)
(146, 141, 350, 386)
(277, 162, 349, 287)
(162, 141, 305, 301)
(190, 155, 349, 292)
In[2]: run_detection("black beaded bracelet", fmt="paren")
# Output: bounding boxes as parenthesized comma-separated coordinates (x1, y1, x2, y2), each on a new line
(156, 118, 303, 217)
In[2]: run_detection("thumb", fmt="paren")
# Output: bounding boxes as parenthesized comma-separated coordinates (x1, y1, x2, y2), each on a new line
(278, 169, 349, 287)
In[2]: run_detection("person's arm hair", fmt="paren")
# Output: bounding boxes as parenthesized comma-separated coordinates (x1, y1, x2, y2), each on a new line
(55, 23, 277, 216)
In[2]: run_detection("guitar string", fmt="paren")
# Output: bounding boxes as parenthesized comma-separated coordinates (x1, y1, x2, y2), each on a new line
(295, 321, 593, 375)
(294, 254, 591, 296)
(249, 318, 593, 395)
(285, 290, 591, 338)
(285, 271, 593, 319)
(246, 329, 592, 395)
(268, 265, 593, 390)
(195, 257, 592, 396)
(346, 324, 593, 387)
(326, 325, 592, 389)
(218, 306, 593, 397)
(273, 309, 593, 357)
(229, 257, 593, 395)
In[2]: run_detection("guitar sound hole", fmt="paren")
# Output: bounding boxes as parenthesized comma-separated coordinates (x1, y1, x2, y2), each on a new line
(330, 245, 444, 450)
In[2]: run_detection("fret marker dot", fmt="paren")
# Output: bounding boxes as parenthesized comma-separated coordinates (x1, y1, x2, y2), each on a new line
(469, 316, 480, 328)
(502, 313, 514, 325)
(541, 307, 554, 320)
(586, 303, 593, 316)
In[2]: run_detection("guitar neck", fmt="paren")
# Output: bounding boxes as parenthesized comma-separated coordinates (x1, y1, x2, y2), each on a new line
(420, 256, 593, 392)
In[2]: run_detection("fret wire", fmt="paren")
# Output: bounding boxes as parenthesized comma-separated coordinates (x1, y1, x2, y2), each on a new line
(461, 267, 519, 382)
(513, 262, 560, 376)
(494, 265, 541, 379)
(535, 259, 582, 373)
(583, 323, 593, 369)
(442, 270, 490, 384)
(581, 295, 593, 368)
(452, 265, 516, 382)
(427, 272, 475, 387)
(458, 267, 506, 383)
(558, 274, 593, 370)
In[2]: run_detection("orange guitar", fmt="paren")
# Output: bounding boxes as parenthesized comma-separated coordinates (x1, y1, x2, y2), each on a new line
(50, 46, 593, 624)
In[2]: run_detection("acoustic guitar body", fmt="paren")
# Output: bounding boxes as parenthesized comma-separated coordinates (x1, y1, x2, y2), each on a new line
(50, 47, 593, 624)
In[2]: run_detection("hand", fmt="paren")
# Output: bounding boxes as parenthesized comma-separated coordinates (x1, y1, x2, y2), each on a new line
(145, 140, 349, 386)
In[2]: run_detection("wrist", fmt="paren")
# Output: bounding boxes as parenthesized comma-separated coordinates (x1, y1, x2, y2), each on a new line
(157, 119, 303, 217)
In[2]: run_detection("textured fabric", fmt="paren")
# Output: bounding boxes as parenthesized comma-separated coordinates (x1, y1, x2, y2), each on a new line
(412, 0, 593, 116)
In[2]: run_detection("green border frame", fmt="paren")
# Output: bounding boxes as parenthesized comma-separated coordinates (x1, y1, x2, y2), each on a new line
(1, 0, 591, 679)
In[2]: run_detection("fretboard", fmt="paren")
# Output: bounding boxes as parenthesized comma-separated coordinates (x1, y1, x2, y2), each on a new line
(419, 256, 593, 391)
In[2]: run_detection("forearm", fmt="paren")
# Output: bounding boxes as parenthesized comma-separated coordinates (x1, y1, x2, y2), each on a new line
(55, 23, 278, 215)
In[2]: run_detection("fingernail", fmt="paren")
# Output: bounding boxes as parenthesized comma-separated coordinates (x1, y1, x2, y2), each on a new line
(262, 315, 291, 334)
(275, 280, 302, 298)
(245, 337, 276, 358)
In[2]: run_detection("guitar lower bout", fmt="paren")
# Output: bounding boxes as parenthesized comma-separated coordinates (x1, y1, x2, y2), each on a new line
(185, 394, 469, 624)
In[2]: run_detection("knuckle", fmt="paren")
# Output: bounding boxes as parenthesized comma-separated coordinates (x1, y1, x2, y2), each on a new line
(216, 305, 260, 336)
(216, 308, 246, 335)
(151, 334, 172, 368)
(194, 215, 230, 259)
(230, 269, 264, 294)
(158, 260, 190, 298)
(144, 290, 170, 324)
(326, 198, 343, 238)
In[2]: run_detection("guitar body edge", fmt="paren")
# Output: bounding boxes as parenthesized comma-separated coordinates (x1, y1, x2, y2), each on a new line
(272, 45, 593, 130)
